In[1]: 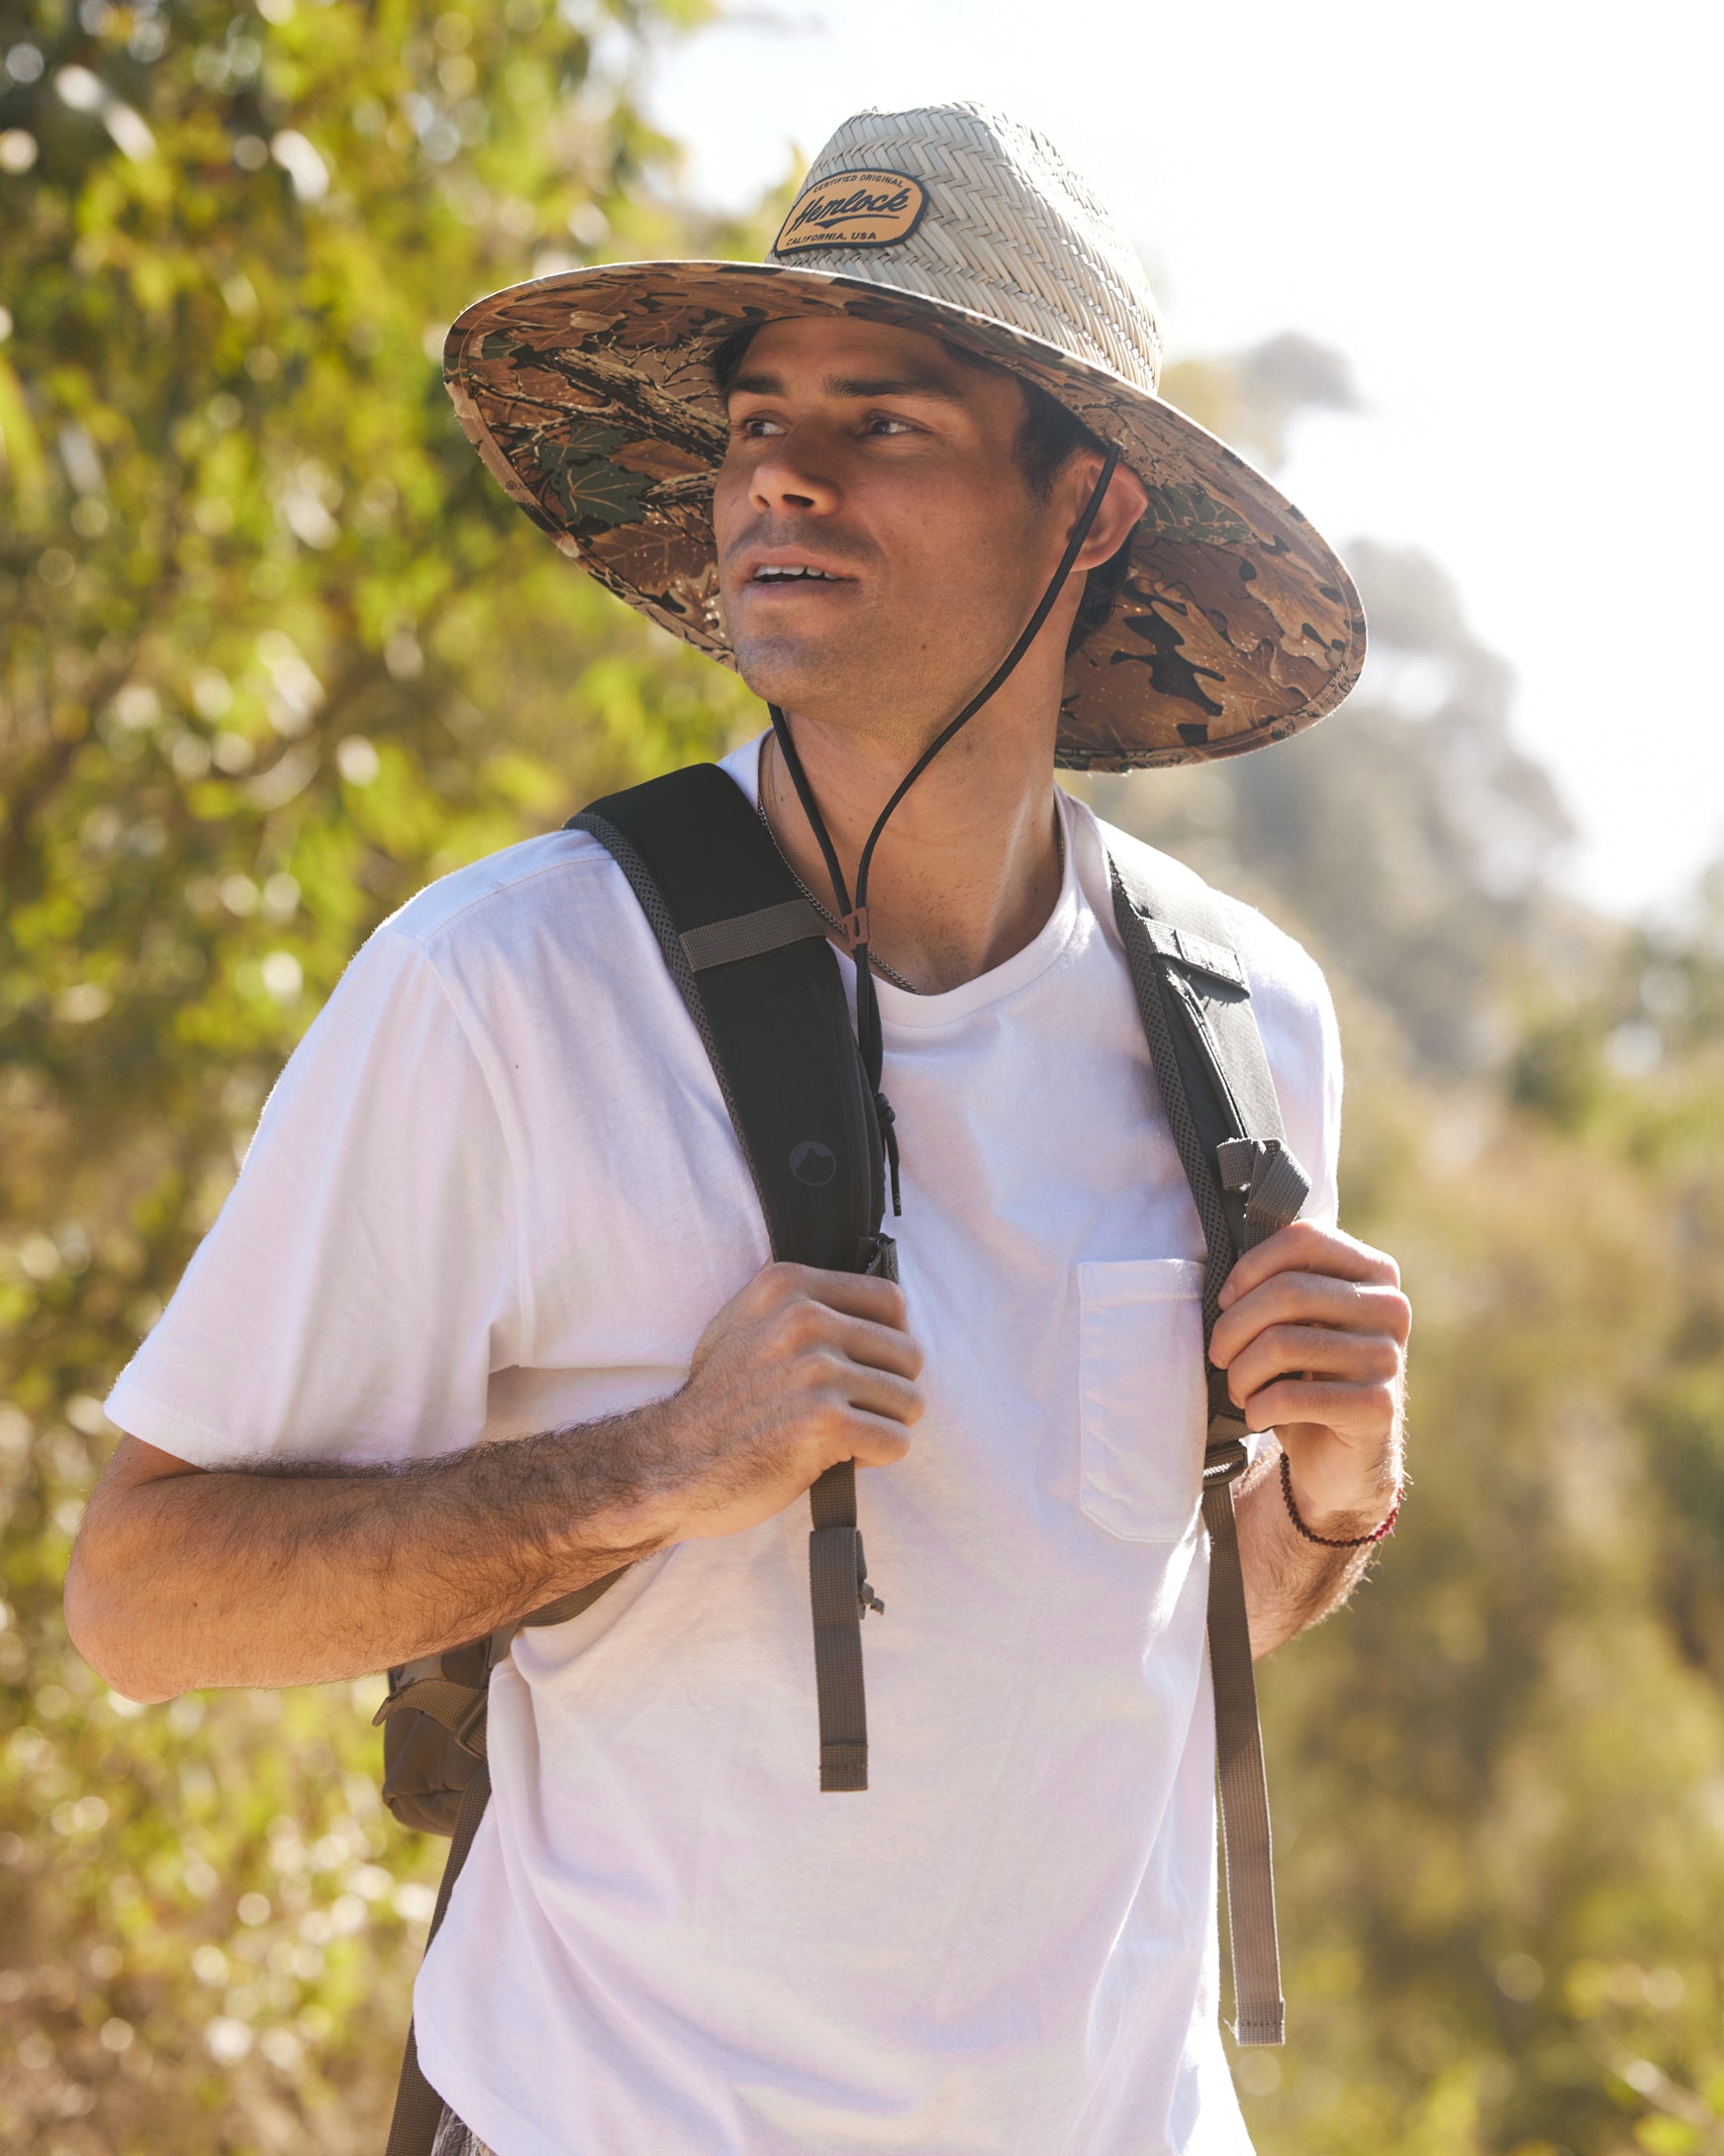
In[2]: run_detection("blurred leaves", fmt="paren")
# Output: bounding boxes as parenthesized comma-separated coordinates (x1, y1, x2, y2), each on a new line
(0, 0, 756, 2144)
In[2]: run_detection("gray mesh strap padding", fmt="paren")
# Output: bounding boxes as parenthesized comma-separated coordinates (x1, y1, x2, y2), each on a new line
(681, 897, 827, 972)
(1108, 842, 1305, 2050)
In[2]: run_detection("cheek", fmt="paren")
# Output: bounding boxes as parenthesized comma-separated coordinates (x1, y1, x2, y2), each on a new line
(710, 461, 751, 557)
(905, 494, 1042, 616)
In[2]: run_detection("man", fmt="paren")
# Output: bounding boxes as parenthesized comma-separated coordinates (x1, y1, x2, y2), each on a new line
(68, 103, 1407, 2156)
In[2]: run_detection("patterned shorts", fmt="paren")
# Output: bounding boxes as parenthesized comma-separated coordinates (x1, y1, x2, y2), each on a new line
(431, 2106, 496, 2156)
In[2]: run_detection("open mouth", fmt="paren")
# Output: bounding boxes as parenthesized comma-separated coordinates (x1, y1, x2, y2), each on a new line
(748, 564, 850, 587)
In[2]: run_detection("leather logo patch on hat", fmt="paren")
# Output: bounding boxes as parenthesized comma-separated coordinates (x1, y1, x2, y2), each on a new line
(774, 169, 928, 254)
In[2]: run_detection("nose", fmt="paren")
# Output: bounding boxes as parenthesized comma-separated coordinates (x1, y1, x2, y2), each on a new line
(749, 428, 840, 519)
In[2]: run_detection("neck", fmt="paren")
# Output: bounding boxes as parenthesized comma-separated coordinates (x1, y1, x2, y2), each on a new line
(759, 702, 1066, 997)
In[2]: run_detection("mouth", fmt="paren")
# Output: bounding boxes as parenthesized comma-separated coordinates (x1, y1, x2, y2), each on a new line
(744, 561, 854, 592)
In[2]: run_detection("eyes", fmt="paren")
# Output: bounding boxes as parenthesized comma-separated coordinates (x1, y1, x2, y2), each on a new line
(730, 410, 921, 442)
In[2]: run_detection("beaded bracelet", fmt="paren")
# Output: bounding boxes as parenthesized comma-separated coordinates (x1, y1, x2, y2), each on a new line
(1279, 1450, 1401, 1548)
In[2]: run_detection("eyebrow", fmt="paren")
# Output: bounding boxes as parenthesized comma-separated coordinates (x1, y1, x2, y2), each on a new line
(727, 367, 967, 405)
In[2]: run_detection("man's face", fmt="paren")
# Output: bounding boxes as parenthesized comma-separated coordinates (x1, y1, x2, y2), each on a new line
(713, 316, 1076, 746)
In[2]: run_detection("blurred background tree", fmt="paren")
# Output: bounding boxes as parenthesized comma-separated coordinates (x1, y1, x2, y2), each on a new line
(0, 0, 758, 2146)
(3, 6, 1724, 2151)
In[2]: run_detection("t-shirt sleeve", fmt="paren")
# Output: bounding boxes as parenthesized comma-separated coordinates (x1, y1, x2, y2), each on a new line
(105, 926, 523, 1470)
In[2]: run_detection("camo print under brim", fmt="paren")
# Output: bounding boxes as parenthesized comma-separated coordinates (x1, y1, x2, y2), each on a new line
(442, 260, 1365, 771)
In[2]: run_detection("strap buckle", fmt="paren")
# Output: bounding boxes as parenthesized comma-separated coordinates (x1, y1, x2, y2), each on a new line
(1215, 1135, 1310, 1248)
(856, 1529, 885, 1617)
(1205, 1414, 1251, 1487)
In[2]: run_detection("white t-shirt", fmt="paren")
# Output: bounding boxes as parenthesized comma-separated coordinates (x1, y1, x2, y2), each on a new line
(108, 735, 1341, 2156)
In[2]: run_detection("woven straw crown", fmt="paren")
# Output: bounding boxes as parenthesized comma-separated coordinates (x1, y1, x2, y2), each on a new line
(441, 102, 1365, 770)
(776, 105, 1165, 398)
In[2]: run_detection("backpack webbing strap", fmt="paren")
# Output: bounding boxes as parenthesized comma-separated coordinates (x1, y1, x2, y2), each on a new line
(573, 765, 888, 1800)
(1108, 844, 1309, 2050)
(807, 1235, 895, 1788)
(384, 1762, 491, 2156)
(681, 896, 827, 971)
(810, 1458, 871, 1790)
(380, 1555, 633, 2156)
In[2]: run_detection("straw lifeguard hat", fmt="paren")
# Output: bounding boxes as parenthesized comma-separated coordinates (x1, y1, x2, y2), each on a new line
(442, 102, 1365, 771)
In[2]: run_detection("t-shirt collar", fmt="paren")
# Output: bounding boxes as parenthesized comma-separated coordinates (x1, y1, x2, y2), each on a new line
(721, 731, 1088, 1031)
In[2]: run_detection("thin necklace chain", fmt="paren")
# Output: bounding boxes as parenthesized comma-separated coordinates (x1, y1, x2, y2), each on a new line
(755, 777, 1067, 1000)
(757, 794, 922, 992)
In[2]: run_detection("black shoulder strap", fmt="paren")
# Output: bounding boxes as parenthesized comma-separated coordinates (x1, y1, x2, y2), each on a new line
(1107, 840, 1309, 2052)
(572, 763, 883, 1271)
(572, 764, 892, 1799)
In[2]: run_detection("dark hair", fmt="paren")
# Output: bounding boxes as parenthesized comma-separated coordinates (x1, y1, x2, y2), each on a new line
(710, 325, 1133, 652)
(711, 323, 762, 400)
(1011, 375, 1134, 650)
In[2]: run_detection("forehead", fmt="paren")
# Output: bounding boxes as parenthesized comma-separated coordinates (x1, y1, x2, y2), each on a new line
(726, 315, 1019, 411)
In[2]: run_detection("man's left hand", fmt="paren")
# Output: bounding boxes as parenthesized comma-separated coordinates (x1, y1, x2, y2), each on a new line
(1208, 1221, 1409, 1532)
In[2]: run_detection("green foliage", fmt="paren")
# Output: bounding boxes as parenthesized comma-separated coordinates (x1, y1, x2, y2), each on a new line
(1236, 1007, 1724, 2156)
(0, 0, 758, 2144)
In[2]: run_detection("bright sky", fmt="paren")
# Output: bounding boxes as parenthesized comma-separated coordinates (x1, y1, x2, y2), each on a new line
(644, 0, 1722, 920)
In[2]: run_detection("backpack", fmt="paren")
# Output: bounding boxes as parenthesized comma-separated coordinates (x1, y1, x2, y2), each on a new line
(375, 764, 1307, 2155)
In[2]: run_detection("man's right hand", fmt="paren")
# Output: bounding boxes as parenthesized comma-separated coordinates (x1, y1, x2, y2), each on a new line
(67, 1260, 923, 1701)
(622, 1261, 924, 1547)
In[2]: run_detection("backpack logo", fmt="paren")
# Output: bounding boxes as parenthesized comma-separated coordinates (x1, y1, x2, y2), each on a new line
(789, 1140, 838, 1187)
(774, 169, 928, 254)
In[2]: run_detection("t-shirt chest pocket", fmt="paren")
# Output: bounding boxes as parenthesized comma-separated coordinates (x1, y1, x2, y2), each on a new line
(1076, 1259, 1208, 1543)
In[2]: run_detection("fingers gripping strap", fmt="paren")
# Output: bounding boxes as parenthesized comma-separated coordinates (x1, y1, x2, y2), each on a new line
(1108, 848, 1291, 2046)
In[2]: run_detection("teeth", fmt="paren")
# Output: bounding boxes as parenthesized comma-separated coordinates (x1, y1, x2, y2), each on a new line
(755, 565, 833, 580)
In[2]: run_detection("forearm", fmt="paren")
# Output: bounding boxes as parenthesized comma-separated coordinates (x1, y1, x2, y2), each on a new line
(66, 1410, 678, 1702)
(1234, 1441, 1377, 1659)
(68, 1259, 923, 1703)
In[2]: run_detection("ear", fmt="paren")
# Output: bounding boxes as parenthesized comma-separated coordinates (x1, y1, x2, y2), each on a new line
(1072, 455, 1148, 571)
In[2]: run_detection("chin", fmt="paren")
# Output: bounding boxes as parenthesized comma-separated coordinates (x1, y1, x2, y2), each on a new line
(730, 623, 978, 742)
(729, 635, 853, 718)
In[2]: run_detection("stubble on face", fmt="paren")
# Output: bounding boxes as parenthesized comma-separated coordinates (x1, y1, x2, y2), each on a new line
(712, 318, 1060, 753)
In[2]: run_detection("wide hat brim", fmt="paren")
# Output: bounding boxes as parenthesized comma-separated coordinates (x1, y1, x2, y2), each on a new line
(443, 259, 1366, 771)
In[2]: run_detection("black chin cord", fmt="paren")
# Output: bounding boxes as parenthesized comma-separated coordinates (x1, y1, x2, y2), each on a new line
(768, 443, 1120, 1219)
